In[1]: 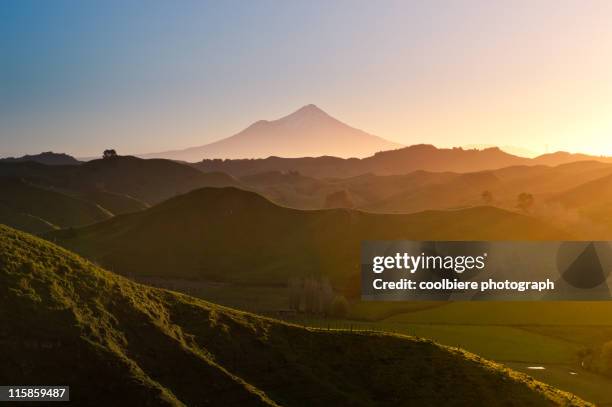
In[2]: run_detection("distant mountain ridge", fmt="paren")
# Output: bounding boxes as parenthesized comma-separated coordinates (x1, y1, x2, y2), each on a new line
(142, 104, 402, 161)
(0, 152, 80, 166)
(196, 144, 612, 177)
(195, 144, 528, 177)
(463, 144, 539, 158)
(533, 151, 612, 166)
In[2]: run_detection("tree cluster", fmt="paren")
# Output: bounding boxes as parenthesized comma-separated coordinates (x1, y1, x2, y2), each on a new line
(288, 276, 349, 317)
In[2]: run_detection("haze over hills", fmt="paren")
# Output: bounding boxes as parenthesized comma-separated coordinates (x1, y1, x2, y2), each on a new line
(194, 142, 612, 178)
(533, 151, 612, 167)
(4, 151, 612, 239)
(9, 145, 612, 179)
(364, 161, 612, 218)
(142, 105, 403, 161)
(194, 145, 529, 177)
(1, 225, 587, 406)
(361, 161, 612, 215)
(463, 144, 539, 158)
(552, 173, 612, 210)
(239, 170, 458, 210)
(50, 187, 570, 296)
(364, 172, 502, 213)
(235, 161, 612, 230)
(547, 172, 612, 231)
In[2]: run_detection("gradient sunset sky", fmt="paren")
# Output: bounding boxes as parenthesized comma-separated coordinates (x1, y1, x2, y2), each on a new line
(3, 0, 612, 158)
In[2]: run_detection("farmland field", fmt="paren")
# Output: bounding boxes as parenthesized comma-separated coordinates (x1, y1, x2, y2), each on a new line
(131, 279, 612, 405)
(281, 302, 612, 406)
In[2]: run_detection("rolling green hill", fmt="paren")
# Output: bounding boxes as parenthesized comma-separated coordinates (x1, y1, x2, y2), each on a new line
(50, 187, 570, 294)
(0, 156, 241, 206)
(66, 156, 241, 204)
(0, 205, 57, 234)
(0, 225, 589, 406)
(0, 177, 111, 232)
(66, 188, 149, 215)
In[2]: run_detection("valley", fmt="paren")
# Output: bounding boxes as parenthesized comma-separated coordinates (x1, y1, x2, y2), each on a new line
(1, 225, 586, 406)
(4, 148, 612, 405)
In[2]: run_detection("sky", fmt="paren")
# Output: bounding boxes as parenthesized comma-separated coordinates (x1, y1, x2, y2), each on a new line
(3, 0, 612, 158)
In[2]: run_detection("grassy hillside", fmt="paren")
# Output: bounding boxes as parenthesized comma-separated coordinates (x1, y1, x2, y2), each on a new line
(0, 204, 57, 234)
(0, 177, 111, 232)
(0, 156, 241, 206)
(0, 225, 589, 406)
(68, 188, 149, 215)
(292, 310, 612, 406)
(67, 156, 241, 204)
(50, 187, 571, 294)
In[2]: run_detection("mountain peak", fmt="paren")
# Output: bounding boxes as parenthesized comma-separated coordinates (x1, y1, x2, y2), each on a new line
(299, 103, 322, 112)
(141, 104, 402, 160)
(284, 103, 330, 120)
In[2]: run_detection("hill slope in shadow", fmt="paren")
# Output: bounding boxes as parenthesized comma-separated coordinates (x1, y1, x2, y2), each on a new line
(50, 187, 570, 293)
(0, 152, 80, 166)
(0, 177, 111, 233)
(0, 226, 589, 406)
(0, 156, 240, 206)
